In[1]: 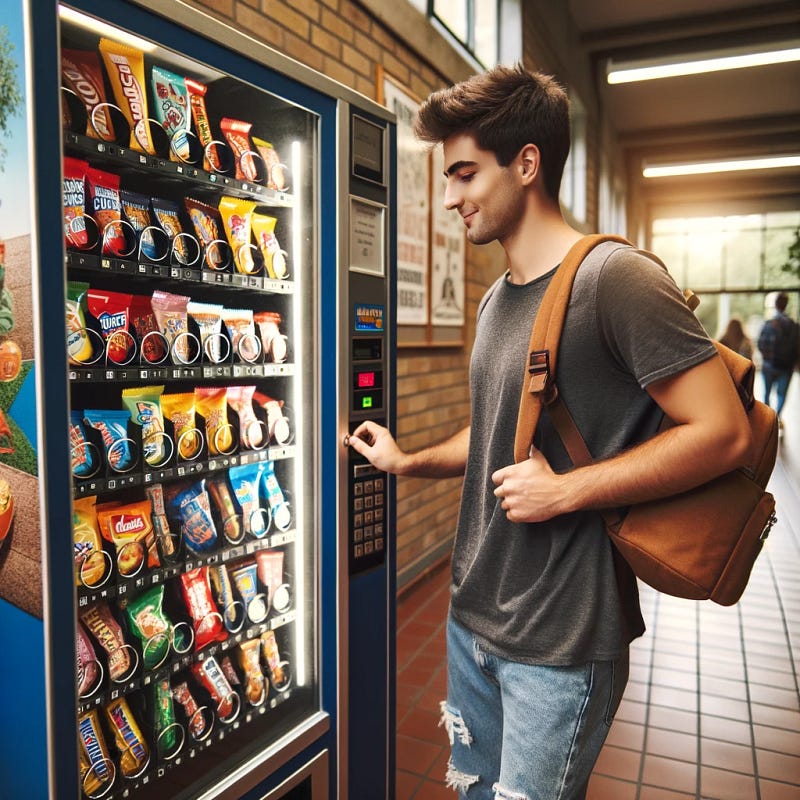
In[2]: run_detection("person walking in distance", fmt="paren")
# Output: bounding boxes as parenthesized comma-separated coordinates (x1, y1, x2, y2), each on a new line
(347, 64, 751, 799)
(758, 291, 799, 429)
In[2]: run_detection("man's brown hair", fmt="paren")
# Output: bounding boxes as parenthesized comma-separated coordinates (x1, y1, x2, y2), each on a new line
(413, 63, 571, 202)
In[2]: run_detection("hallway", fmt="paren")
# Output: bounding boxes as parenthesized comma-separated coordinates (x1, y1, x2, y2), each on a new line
(396, 383, 800, 799)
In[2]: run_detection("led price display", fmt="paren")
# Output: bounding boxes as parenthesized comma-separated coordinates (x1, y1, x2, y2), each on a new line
(357, 371, 376, 389)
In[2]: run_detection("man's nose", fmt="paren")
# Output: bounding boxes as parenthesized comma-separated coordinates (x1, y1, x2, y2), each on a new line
(443, 182, 462, 211)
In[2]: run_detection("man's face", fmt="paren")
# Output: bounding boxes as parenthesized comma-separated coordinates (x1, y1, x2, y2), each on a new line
(442, 133, 524, 246)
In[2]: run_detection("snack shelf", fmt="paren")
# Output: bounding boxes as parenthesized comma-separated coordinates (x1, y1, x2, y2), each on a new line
(77, 528, 297, 608)
(73, 443, 297, 498)
(68, 361, 296, 383)
(77, 607, 298, 715)
(65, 249, 295, 294)
(63, 130, 295, 209)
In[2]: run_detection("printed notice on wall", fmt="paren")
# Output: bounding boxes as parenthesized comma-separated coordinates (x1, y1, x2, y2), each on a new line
(349, 197, 384, 276)
(383, 76, 429, 325)
(430, 145, 465, 327)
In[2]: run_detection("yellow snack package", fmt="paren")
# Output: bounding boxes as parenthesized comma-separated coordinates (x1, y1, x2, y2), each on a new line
(251, 212, 288, 279)
(161, 391, 202, 460)
(195, 386, 234, 455)
(219, 195, 258, 274)
(98, 38, 154, 154)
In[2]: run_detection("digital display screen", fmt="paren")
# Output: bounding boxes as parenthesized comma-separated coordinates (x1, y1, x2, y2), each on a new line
(358, 371, 376, 389)
(361, 396, 374, 409)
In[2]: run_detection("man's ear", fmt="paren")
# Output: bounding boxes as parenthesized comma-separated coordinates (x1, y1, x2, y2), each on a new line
(518, 144, 541, 185)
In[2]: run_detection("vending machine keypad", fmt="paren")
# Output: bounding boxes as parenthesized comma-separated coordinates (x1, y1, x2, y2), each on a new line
(349, 462, 386, 573)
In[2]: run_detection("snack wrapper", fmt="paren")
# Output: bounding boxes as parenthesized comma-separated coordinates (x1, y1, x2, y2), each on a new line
(166, 479, 219, 554)
(263, 461, 292, 531)
(187, 301, 225, 364)
(220, 117, 258, 182)
(219, 195, 258, 274)
(120, 189, 159, 260)
(185, 197, 227, 271)
(80, 601, 131, 682)
(62, 48, 114, 140)
(72, 494, 107, 587)
(229, 462, 267, 539)
(151, 65, 191, 161)
(66, 280, 94, 364)
(172, 680, 208, 740)
(191, 655, 237, 720)
(146, 483, 177, 560)
(70, 409, 97, 480)
(260, 629, 288, 690)
(207, 475, 243, 544)
(252, 136, 287, 191)
(82, 409, 135, 472)
(222, 307, 260, 362)
(180, 568, 227, 650)
(78, 708, 114, 795)
(251, 212, 288, 278)
(129, 293, 168, 364)
(105, 696, 150, 777)
(86, 167, 127, 256)
(77, 621, 100, 696)
(98, 38, 154, 154)
(226, 385, 262, 449)
(151, 197, 190, 264)
(121, 384, 167, 467)
(86, 288, 134, 363)
(237, 638, 265, 705)
(230, 561, 267, 622)
(124, 583, 173, 669)
(151, 289, 192, 363)
(185, 77, 216, 171)
(96, 497, 159, 575)
(161, 391, 201, 460)
(152, 677, 179, 756)
(63, 157, 89, 249)
(195, 386, 233, 455)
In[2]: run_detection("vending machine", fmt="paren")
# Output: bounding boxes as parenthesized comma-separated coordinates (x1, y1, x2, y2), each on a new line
(0, 1, 396, 798)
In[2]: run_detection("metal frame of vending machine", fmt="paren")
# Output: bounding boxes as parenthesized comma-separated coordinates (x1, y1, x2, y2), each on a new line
(0, 1, 396, 798)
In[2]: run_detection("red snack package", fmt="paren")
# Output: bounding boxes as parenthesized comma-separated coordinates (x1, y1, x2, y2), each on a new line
(220, 117, 258, 182)
(85, 167, 127, 256)
(61, 48, 115, 140)
(192, 656, 237, 721)
(85, 289, 134, 364)
(185, 77, 218, 172)
(179, 567, 227, 650)
(63, 157, 89, 249)
(129, 294, 167, 364)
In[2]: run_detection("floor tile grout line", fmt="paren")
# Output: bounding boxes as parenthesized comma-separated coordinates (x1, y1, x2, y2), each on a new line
(737, 593, 763, 799)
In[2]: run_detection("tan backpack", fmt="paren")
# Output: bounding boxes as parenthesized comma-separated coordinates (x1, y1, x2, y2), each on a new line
(515, 234, 779, 606)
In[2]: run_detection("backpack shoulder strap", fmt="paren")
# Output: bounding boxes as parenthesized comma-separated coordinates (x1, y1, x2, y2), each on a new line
(513, 233, 631, 463)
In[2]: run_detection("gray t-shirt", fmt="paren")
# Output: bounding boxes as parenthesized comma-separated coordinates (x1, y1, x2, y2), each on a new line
(451, 241, 717, 665)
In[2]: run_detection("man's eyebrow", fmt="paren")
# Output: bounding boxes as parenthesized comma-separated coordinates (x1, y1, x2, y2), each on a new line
(444, 160, 478, 177)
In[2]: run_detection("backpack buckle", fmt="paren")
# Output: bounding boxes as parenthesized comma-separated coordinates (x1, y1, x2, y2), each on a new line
(528, 350, 550, 393)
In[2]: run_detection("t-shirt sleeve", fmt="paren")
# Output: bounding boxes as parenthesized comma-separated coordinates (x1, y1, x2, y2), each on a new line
(595, 246, 718, 388)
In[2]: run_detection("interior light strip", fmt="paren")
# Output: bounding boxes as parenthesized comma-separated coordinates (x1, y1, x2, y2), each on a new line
(58, 5, 158, 52)
(643, 155, 800, 178)
(608, 46, 800, 84)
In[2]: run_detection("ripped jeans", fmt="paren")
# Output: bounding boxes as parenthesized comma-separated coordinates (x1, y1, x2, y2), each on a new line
(441, 613, 629, 800)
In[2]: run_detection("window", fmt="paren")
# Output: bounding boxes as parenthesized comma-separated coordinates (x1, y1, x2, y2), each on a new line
(560, 91, 587, 224)
(431, 0, 499, 67)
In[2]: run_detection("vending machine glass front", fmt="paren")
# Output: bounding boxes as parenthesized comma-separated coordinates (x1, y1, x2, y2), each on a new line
(60, 7, 321, 798)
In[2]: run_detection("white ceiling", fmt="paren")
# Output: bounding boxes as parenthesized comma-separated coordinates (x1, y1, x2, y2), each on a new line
(566, 0, 800, 208)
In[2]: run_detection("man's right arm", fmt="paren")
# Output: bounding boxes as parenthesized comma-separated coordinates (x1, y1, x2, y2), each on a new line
(347, 421, 469, 479)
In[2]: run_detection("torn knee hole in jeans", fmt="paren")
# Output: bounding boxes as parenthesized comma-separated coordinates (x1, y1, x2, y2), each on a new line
(445, 758, 479, 793)
(439, 701, 473, 746)
(492, 784, 530, 800)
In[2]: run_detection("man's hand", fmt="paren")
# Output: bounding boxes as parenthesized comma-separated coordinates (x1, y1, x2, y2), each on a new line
(491, 448, 567, 523)
(347, 420, 409, 475)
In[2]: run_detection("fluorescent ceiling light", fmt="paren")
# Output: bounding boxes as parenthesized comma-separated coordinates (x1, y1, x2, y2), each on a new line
(607, 42, 800, 84)
(59, 5, 157, 52)
(643, 155, 800, 178)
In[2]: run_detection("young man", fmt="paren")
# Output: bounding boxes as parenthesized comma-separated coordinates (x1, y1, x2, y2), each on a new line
(348, 64, 750, 799)
(758, 291, 799, 428)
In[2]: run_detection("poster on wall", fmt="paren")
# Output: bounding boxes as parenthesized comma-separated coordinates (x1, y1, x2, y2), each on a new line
(382, 74, 429, 325)
(0, 12, 42, 619)
(430, 145, 465, 327)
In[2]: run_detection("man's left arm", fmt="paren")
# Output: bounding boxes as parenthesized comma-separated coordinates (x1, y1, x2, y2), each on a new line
(492, 353, 752, 523)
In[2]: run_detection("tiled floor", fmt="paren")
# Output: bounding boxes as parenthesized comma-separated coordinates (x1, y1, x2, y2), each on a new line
(396, 383, 800, 800)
